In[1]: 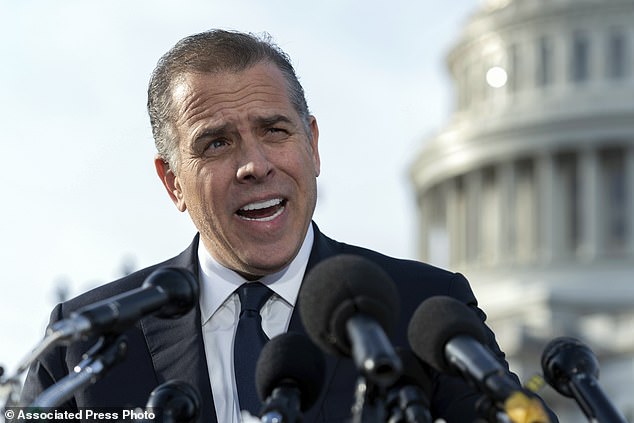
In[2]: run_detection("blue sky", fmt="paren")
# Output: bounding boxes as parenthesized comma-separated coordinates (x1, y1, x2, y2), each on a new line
(0, 1, 476, 373)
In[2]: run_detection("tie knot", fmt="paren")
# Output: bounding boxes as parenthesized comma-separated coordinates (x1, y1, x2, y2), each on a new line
(237, 282, 273, 313)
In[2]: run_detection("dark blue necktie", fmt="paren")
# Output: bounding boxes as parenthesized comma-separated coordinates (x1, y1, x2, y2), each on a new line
(234, 282, 273, 416)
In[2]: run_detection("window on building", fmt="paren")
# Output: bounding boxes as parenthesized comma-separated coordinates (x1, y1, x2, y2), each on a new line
(454, 176, 466, 265)
(571, 31, 591, 83)
(607, 29, 627, 79)
(481, 167, 499, 264)
(508, 43, 520, 93)
(473, 63, 485, 104)
(515, 158, 537, 262)
(456, 68, 465, 110)
(465, 171, 481, 263)
(556, 152, 581, 254)
(460, 63, 471, 110)
(537, 36, 554, 87)
(600, 147, 627, 253)
(426, 185, 450, 268)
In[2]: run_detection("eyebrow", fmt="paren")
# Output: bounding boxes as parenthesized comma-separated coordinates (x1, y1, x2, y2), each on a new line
(191, 114, 295, 146)
(193, 123, 231, 143)
(253, 114, 294, 128)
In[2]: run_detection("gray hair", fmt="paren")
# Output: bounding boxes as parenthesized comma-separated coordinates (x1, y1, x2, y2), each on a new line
(147, 29, 311, 170)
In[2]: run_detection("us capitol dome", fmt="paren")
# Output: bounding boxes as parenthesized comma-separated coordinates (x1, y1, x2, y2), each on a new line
(410, 0, 634, 420)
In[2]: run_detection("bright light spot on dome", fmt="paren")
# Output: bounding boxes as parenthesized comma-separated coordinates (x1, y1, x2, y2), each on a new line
(486, 66, 508, 88)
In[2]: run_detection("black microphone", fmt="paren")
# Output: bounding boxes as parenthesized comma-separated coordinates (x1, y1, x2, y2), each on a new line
(541, 337, 628, 423)
(298, 254, 402, 387)
(144, 380, 201, 423)
(407, 296, 552, 423)
(255, 332, 326, 423)
(386, 348, 433, 423)
(48, 267, 198, 340)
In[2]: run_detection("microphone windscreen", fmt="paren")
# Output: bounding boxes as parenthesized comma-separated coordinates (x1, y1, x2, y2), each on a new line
(394, 348, 433, 400)
(144, 267, 199, 318)
(541, 336, 599, 398)
(146, 380, 201, 423)
(407, 296, 486, 374)
(255, 332, 326, 411)
(298, 254, 399, 356)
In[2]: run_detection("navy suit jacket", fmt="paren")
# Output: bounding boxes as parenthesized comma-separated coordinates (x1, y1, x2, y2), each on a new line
(22, 224, 513, 422)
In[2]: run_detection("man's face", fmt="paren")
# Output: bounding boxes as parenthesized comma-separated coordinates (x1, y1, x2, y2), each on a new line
(156, 62, 320, 278)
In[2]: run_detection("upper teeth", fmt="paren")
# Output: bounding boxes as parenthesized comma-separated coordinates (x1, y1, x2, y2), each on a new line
(240, 198, 283, 211)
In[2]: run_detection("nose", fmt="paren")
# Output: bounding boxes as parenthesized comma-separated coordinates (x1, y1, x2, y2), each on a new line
(236, 140, 273, 183)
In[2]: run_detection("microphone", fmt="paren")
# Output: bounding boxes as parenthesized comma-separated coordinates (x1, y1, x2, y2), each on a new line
(298, 254, 402, 387)
(255, 332, 326, 423)
(386, 348, 433, 423)
(541, 336, 628, 423)
(144, 380, 201, 423)
(407, 296, 551, 423)
(48, 267, 198, 340)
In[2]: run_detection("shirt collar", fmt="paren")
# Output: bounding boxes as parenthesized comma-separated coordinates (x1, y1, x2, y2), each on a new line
(198, 225, 314, 324)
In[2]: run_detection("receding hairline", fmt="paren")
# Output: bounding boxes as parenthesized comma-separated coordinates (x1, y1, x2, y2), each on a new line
(163, 59, 310, 128)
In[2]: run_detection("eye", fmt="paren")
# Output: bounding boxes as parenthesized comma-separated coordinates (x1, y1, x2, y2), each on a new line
(207, 139, 229, 150)
(264, 127, 289, 141)
(198, 138, 231, 157)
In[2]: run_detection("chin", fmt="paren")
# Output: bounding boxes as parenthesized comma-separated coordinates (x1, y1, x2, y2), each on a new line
(241, 254, 294, 276)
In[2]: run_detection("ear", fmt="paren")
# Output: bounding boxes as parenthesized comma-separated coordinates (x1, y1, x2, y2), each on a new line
(154, 155, 187, 212)
(308, 116, 321, 177)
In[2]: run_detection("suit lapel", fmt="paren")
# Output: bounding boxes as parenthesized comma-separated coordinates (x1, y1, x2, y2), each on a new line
(289, 224, 346, 422)
(140, 236, 217, 423)
(288, 223, 341, 332)
(138, 225, 340, 423)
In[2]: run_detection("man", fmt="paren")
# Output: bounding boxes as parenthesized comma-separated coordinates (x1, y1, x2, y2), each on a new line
(23, 30, 525, 422)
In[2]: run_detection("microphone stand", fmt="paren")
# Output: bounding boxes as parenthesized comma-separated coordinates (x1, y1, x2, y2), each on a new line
(29, 334, 128, 408)
(350, 376, 386, 423)
(387, 387, 432, 423)
(17, 316, 93, 376)
(0, 316, 94, 411)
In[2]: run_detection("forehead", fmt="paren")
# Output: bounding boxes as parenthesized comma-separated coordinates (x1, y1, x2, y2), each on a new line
(170, 62, 295, 124)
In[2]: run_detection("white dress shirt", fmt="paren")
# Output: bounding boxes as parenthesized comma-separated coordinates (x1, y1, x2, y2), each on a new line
(197, 226, 314, 423)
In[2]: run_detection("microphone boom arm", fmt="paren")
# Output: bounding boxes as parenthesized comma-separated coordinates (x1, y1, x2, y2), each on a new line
(29, 334, 128, 409)
(569, 373, 628, 423)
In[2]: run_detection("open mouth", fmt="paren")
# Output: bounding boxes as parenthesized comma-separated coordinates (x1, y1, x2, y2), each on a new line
(236, 198, 287, 222)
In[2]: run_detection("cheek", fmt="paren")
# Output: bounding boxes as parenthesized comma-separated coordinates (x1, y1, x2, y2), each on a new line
(284, 144, 319, 174)
(190, 170, 231, 214)
(178, 167, 208, 206)
(304, 151, 321, 179)
(295, 158, 319, 197)
(299, 145, 320, 177)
